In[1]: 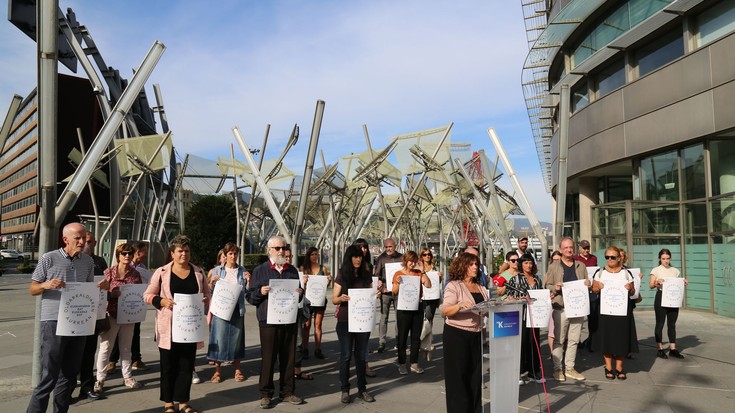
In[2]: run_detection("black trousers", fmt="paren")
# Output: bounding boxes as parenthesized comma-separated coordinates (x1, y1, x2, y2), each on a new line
(443, 324, 482, 413)
(396, 307, 423, 364)
(258, 324, 297, 398)
(520, 323, 542, 376)
(654, 290, 680, 344)
(78, 331, 100, 393)
(159, 342, 196, 403)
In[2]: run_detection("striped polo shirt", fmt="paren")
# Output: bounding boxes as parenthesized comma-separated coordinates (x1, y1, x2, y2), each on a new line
(32, 248, 95, 321)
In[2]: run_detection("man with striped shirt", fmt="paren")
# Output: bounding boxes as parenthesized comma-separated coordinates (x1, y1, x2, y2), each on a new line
(27, 223, 109, 413)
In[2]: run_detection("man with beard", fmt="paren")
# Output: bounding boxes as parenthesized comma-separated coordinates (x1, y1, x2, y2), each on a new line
(247, 236, 304, 409)
(374, 238, 403, 353)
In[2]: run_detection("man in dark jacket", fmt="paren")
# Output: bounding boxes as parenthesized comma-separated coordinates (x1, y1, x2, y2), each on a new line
(246, 236, 304, 409)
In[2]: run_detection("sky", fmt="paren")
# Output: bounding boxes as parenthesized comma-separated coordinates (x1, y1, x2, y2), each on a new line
(0, 0, 553, 222)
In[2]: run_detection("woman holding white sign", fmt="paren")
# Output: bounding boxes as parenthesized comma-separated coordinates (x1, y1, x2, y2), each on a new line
(95, 242, 143, 392)
(206, 242, 250, 383)
(590, 246, 635, 380)
(418, 247, 442, 361)
(392, 251, 432, 375)
(650, 248, 688, 359)
(144, 235, 211, 413)
(333, 245, 378, 404)
(505, 254, 546, 384)
(300, 246, 332, 360)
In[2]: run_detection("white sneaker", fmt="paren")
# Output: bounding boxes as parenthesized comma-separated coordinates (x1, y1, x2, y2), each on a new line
(398, 365, 408, 375)
(565, 368, 585, 381)
(192, 371, 201, 384)
(410, 363, 424, 374)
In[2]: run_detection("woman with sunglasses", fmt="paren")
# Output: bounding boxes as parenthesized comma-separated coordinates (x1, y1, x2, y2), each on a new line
(300, 247, 332, 360)
(95, 243, 144, 392)
(418, 248, 442, 361)
(650, 248, 688, 359)
(590, 246, 636, 380)
(496, 251, 520, 298)
(392, 250, 432, 375)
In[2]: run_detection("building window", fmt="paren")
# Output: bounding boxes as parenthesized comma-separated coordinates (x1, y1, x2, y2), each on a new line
(639, 150, 679, 201)
(571, 80, 589, 113)
(680, 144, 705, 200)
(696, 0, 735, 47)
(593, 59, 626, 98)
(634, 29, 684, 77)
(570, 0, 674, 69)
(710, 139, 735, 197)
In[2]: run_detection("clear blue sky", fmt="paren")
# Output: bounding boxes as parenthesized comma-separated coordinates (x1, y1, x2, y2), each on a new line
(0, 0, 553, 222)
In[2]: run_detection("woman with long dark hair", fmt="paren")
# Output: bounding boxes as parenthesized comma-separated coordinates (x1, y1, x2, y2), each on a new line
(352, 238, 377, 377)
(300, 246, 331, 360)
(418, 247, 442, 361)
(333, 245, 377, 404)
(441, 252, 489, 413)
(505, 253, 545, 384)
(650, 248, 688, 359)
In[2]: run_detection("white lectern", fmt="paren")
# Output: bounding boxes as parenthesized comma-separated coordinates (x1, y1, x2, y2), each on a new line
(466, 299, 525, 413)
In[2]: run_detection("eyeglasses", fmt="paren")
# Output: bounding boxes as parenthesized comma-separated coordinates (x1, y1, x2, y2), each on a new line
(119, 251, 133, 256)
(605, 255, 619, 260)
(421, 253, 432, 257)
(509, 259, 518, 263)
(270, 246, 286, 251)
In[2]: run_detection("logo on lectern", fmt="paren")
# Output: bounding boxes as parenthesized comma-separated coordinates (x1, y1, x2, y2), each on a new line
(493, 311, 520, 338)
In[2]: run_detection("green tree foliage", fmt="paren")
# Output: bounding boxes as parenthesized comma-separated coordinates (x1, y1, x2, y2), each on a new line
(184, 195, 237, 270)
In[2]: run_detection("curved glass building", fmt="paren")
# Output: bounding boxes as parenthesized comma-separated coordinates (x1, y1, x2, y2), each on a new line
(522, 0, 735, 317)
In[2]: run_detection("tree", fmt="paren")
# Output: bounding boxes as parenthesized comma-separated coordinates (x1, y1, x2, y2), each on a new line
(184, 195, 237, 269)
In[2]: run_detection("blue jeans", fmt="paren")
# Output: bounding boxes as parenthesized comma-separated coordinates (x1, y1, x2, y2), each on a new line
(336, 321, 369, 393)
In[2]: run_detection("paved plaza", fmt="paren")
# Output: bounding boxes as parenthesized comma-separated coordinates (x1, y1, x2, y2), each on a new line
(1, 271, 734, 412)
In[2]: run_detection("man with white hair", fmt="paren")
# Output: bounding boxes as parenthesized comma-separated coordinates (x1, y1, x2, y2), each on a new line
(246, 236, 304, 409)
(27, 223, 109, 413)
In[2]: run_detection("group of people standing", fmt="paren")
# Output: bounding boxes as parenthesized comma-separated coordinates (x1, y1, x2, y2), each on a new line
(26, 223, 689, 413)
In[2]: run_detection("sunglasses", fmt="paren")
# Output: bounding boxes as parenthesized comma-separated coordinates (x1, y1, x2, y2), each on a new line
(270, 246, 287, 251)
(422, 253, 432, 257)
(582, 246, 591, 250)
(605, 255, 619, 260)
(509, 259, 518, 263)
(119, 251, 133, 256)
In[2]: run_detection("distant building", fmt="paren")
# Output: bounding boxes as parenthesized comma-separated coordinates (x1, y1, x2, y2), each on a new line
(522, 0, 735, 317)
(0, 74, 109, 252)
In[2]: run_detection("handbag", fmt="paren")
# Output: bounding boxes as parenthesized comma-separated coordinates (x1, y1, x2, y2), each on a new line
(95, 315, 111, 335)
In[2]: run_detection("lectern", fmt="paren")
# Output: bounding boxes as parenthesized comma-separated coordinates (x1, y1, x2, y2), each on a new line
(466, 299, 525, 412)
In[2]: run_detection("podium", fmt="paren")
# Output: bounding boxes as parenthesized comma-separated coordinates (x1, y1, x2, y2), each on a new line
(466, 299, 526, 413)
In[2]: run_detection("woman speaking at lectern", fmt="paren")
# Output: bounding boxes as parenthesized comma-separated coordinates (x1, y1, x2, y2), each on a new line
(441, 252, 489, 413)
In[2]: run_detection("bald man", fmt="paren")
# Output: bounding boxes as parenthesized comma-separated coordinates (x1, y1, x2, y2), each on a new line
(27, 223, 109, 413)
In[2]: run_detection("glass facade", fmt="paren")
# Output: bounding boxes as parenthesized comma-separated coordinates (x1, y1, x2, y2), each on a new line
(634, 30, 684, 77)
(696, 0, 735, 47)
(591, 137, 735, 314)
